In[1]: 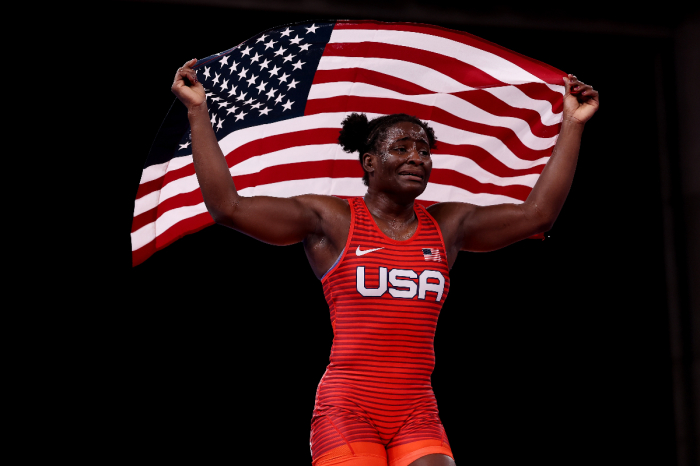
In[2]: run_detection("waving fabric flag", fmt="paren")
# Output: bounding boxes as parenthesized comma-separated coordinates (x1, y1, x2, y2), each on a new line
(131, 20, 566, 266)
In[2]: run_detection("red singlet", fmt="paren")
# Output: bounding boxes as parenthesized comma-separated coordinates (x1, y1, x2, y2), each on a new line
(310, 198, 453, 466)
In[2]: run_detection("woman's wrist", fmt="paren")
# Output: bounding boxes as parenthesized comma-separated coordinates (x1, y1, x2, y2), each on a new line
(562, 115, 586, 130)
(187, 102, 209, 120)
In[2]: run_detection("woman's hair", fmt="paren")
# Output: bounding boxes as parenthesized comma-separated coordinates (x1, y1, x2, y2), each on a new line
(338, 113, 437, 186)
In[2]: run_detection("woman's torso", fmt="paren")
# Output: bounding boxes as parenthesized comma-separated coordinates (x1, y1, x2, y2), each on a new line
(313, 197, 451, 442)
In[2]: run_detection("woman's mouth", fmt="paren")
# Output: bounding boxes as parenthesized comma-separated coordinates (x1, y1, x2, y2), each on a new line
(399, 171, 424, 181)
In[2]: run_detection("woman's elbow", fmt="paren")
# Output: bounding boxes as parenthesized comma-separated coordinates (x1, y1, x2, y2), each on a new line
(207, 199, 240, 226)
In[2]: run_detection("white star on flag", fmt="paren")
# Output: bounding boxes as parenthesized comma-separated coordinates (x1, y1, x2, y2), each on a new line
(229, 61, 238, 73)
(256, 81, 267, 94)
(289, 35, 303, 45)
(220, 78, 228, 91)
(305, 24, 318, 34)
(299, 44, 310, 52)
(237, 68, 248, 80)
(274, 46, 287, 56)
(240, 45, 252, 55)
(265, 88, 277, 100)
(250, 52, 261, 62)
(280, 27, 292, 37)
(282, 99, 294, 111)
(278, 72, 289, 83)
(234, 110, 247, 121)
(178, 141, 190, 150)
(227, 85, 238, 97)
(225, 105, 238, 114)
(202, 66, 211, 79)
(218, 55, 229, 66)
(287, 79, 299, 90)
(256, 34, 267, 43)
(268, 65, 281, 76)
(259, 107, 271, 116)
(292, 60, 305, 70)
(264, 39, 276, 49)
(259, 58, 270, 69)
(246, 74, 258, 86)
(283, 53, 295, 63)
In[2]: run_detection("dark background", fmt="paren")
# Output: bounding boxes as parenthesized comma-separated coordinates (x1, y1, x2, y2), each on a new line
(82, 1, 697, 464)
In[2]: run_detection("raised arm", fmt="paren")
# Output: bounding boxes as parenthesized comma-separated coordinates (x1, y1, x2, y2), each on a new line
(430, 74, 599, 265)
(171, 60, 349, 275)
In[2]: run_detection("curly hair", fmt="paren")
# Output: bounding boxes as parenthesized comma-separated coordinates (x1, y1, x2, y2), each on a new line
(337, 113, 437, 186)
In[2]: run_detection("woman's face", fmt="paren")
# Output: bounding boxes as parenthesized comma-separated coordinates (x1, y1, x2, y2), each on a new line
(364, 121, 433, 198)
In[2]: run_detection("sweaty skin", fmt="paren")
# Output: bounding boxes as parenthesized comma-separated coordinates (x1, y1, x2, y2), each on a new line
(171, 59, 598, 466)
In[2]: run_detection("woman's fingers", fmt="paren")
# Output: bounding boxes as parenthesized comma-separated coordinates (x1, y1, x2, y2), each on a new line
(173, 59, 198, 86)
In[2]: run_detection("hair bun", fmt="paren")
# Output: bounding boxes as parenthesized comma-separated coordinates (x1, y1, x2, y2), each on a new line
(338, 113, 370, 154)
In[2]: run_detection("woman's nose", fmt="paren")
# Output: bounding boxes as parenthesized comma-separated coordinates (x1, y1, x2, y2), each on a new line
(407, 148, 423, 164)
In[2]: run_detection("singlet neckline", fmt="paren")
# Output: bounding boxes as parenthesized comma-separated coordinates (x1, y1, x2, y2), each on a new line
(360, 197, 423, 245)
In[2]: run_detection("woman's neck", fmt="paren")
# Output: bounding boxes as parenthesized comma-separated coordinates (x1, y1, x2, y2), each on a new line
(364, 189, 416, 230)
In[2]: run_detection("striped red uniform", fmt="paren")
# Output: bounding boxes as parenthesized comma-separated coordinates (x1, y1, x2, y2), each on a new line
(311, 197, 453, 466)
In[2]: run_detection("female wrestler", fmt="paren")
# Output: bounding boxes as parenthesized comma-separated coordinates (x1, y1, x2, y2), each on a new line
(171, 58, 599, 466)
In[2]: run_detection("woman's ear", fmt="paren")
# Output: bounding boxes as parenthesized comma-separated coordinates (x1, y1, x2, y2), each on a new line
(362, 152, 375, 174)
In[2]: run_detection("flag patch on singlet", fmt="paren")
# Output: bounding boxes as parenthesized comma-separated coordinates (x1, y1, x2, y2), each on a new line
(422, 248, 441, 262)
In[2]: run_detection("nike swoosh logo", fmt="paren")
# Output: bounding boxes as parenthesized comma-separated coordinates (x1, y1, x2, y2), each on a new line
(356, 246, 384, 256)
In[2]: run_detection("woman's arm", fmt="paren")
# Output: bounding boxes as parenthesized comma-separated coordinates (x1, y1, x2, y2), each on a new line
(429, 74, 599, 264)
(171, 60, 348, 248)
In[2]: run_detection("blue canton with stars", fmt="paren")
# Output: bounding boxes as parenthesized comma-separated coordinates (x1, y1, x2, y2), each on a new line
(175, 22, 335, 156)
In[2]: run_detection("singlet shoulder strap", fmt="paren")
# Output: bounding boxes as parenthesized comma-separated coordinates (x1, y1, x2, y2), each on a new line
(320, 197, 358, 282)
(415, 203, 448, 252)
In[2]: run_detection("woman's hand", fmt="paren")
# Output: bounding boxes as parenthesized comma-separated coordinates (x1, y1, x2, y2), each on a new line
(171, 58, 206, 110)
(563, 74, 599, 125)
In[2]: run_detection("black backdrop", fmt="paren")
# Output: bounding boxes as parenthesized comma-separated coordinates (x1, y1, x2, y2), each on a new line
(96, 1, 676, 463)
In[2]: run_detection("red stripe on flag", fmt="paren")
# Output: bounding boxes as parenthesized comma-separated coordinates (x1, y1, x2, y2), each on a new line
(429, 169, 531, 202)
(432, 141, 545, 178)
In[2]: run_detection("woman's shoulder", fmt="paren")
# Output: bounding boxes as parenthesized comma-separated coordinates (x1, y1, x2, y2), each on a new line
(426, 201, 478, 220)
(294, 193, 352, 218)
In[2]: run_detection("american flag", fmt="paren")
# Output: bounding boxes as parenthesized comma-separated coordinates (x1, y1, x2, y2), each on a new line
(422, 248, 442, 262)
(131, 20, 565, 266)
